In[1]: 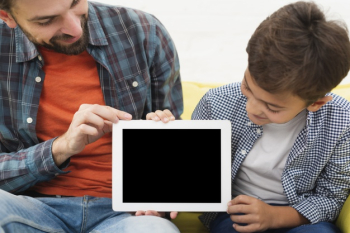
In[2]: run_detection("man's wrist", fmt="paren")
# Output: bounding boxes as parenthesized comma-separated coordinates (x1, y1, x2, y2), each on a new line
(52, 136, 71, 166)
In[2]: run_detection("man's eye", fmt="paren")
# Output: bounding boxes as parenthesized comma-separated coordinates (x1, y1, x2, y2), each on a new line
(37, 19, 53, 26)
(72, 0, 81, 7)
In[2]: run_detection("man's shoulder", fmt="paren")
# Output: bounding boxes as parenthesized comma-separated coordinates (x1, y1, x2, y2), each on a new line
(0, 21, 16, 53)
(0, 20, 13, 36)
(89, 1, 156, 25)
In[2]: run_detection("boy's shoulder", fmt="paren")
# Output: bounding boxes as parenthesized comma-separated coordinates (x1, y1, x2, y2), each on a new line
(328, 93, 350, 112)
(314, 93, 350, 130)
(207, 82, 243, 98)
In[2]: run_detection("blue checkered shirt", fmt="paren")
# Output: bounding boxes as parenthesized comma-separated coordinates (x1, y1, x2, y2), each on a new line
(0, 2, 183, 193)
(192, 82, 350, 229)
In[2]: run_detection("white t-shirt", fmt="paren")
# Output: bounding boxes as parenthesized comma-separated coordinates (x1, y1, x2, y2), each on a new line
(232, 109, 307, 204)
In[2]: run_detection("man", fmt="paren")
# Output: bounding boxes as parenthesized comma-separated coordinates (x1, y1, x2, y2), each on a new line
(0, 0, 182, 232)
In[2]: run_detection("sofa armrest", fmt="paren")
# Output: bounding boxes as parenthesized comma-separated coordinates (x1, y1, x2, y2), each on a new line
(336, 195, 350, 233)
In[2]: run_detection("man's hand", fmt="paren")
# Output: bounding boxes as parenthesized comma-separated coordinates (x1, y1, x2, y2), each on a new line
(52, 104, 132, 166)
(134, 210, 178, 220)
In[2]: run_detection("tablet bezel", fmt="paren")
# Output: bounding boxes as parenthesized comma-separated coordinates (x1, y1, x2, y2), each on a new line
(112, 120, 231, 212)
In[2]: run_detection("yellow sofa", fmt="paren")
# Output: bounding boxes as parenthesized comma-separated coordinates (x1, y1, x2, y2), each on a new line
(173, 81, 350, 233)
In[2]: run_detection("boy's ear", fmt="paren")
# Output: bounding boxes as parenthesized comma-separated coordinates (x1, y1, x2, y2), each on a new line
(0, 10, 18, 28)
(307, 95, 333, 112)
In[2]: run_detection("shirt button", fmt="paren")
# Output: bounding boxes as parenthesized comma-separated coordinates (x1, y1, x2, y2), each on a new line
(35, 76, 42, 82)
(38, 55, 42, 61)
(27, 117, 33, 124)
(247, 122, 251, 126)
(257, 129, 261, 134)
(241, 150, 247, 155)
(132, 81, 138, 87)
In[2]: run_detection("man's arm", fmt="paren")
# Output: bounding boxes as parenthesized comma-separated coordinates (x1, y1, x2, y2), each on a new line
(0, 138, 69, 193)
(0, 105, 133, 193)
(147, 15, 183, 119)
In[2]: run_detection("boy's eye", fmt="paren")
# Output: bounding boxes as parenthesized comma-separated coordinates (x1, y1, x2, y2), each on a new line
(242, 83, 251, 92)
(266, 105, 279, 114)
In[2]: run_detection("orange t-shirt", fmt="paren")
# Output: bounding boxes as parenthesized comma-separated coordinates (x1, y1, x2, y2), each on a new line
(34, 47, 113, 198)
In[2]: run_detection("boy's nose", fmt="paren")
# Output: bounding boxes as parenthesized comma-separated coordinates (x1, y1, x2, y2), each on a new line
(246, 97, 262, 116)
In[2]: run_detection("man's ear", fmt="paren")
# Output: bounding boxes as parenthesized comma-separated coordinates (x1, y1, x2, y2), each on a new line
(307, 95, 333, 112)
(0, 10, 17, 28)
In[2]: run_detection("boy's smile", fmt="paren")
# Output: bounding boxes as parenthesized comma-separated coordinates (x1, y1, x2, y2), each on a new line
(241, 68, 309, 125)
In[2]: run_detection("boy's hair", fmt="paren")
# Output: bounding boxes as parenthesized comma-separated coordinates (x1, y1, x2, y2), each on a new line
(246, 1, 350, 105)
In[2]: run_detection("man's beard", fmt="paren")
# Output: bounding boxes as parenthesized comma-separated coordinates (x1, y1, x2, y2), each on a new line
(20, 15, 89, 55)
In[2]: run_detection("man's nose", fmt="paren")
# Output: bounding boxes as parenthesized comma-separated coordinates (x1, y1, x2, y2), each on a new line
(60, 13, 83, 38)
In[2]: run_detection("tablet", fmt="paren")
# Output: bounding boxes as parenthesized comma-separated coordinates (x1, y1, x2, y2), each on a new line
(112, 120, 232, 212)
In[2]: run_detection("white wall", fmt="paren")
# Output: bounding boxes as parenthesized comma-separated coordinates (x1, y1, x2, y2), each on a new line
(92, 0, 350, 85)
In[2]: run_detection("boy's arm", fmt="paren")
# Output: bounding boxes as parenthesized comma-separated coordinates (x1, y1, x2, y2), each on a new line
(291, 125, 350, 224)
(229, 125, 350, 232)
(228, 195, 309, 232)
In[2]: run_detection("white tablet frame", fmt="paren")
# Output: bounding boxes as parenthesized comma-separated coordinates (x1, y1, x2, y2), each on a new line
(112, 120, 232, 212)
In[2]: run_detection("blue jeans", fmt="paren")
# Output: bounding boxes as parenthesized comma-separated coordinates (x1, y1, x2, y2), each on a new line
(0, 190, 179, 233)
(210, 212, 341, 233)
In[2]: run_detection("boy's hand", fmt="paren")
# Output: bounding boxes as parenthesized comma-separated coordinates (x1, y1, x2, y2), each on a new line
(146, 109, 175, 123)
(134, 110, 176, 220)
(227, 195, 273, 232)
(135, 210, 178, 219)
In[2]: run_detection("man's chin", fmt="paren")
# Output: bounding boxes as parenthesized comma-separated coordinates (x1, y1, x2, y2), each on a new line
(41, 40, 88, 55)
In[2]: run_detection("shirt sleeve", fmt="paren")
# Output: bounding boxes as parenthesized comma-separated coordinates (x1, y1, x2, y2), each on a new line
(292, 125, 350, 223)
(191, 92, 212, 120)
(0, 137, 69, 193)
(147, 15, 183, 119)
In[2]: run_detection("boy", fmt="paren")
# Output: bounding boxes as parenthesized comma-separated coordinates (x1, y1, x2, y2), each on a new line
(193, 1, 350, 233)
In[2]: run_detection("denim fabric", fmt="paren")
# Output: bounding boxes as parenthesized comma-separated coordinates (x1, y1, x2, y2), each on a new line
(0, 190, 179, 233)
(210, 212, 341, 233)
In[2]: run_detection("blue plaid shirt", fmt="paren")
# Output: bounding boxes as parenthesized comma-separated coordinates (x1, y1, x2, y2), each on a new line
(193, 82, 350, 228)
(0, 2, 183, 193)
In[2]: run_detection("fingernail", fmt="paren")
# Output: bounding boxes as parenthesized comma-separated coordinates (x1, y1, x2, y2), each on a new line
(124, 113, 132, 119)
(154, 116, 160, 121)
(164, 117, 169, 122)
(227, 201, 232, 206)
(170, 116, 175, 120)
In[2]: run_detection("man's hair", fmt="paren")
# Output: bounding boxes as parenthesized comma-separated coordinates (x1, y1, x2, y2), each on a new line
(0, 0, 13, 12)
(246, 1, 350, 105)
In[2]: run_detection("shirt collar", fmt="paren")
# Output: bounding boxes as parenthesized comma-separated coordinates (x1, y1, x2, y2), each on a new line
(15, 1, 108, 63)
